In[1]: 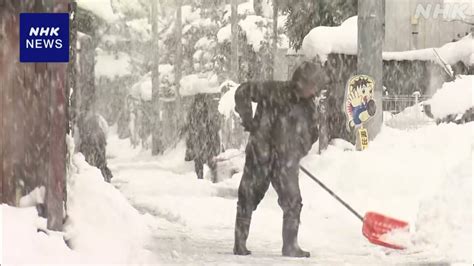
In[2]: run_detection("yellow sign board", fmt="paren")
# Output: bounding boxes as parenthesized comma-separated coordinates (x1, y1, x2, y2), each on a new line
(358, 127, 369, 150)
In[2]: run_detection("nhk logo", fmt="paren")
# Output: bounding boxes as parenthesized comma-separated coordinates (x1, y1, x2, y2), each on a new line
(414, 2, 473, 20)
(26, 27, 63, 49)
(20, 13, 69, 63)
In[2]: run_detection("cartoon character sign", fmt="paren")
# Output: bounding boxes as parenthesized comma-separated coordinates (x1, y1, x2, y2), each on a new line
(345, 75, 376, 129)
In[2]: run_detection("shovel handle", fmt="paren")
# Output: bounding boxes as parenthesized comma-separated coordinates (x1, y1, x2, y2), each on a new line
(300, 165, 364, 222)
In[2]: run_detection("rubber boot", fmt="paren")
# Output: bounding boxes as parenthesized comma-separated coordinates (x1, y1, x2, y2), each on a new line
(233, 207, 252, 255)
(282, 218, 310, 258)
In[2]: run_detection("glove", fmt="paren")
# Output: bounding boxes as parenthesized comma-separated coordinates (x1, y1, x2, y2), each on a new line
(367, 100, 376, 116)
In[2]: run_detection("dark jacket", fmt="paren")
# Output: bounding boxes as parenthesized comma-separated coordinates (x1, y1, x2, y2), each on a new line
(235, 81, 319, 159)
(185, 94, 221, 161)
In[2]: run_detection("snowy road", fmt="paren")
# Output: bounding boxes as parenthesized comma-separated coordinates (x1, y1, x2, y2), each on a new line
(107, 122, 471, 265)
(110, 158, 371, 265)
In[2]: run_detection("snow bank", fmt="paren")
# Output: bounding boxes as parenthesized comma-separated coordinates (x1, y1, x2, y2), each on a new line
(413, 157, 472, 262)
(95, 48, 131, 79)
(2, 205, 84, 264)
(180, 73, 220, 96)
(64, 152, 154, 263)
(77, 0, 118, 23)
(385, 103, 434, 129)
(426, 75, 473, 119)
(302, 16, 473, 65)
(301, 123, 472, 262)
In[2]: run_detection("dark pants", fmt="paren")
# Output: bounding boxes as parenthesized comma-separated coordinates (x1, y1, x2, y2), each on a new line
(194, 157, 217, 182)
(236, 137, 303, 220)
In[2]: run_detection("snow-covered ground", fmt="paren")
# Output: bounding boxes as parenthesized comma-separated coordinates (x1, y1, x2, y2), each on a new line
(2, 119, 472, 265)
(105, 120, 472, 264)
(2, 88, 473, 265)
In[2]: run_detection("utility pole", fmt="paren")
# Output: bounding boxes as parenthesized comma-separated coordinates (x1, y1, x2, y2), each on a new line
(175, 0, 183, 129)
(230, 0, 239, 81)
(151, 0, 163, 155)
(357, 0, 384, 139)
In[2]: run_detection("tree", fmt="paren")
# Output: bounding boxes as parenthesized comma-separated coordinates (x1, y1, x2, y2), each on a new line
(151, 0, 164, 155)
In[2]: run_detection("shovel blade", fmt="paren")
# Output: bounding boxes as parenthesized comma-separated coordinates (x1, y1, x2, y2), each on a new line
(362, 212, 409, 250)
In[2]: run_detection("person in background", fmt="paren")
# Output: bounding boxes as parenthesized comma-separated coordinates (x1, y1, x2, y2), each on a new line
(78, 113, 113, 182)
(185, 93, 222, 182)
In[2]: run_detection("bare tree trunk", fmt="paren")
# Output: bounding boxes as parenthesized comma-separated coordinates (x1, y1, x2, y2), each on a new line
(175, 0, 183, 134)
(69, 0, 77, 134)
(230, 0, 239, 82)
(272, 0, 278, 79)
(151, 0, 163, 155)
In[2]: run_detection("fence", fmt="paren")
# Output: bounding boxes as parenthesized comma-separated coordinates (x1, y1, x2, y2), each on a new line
(382, 94, 430, 114)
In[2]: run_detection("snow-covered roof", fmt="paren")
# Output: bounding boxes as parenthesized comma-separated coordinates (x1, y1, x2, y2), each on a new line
(383, 35, 473, 65)
(302, 16, 474, 65)
(180, 73, 220, 97)
(301, 16, 358, 62)
(77, 0, 118, 23)
(95, 49, 131, 79)
(426, 75, 473, 119)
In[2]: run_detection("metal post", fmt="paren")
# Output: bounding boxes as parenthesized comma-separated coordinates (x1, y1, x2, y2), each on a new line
(357, 0, 384, 139)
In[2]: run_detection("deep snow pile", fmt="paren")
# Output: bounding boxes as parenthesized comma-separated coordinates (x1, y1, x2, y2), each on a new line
(426, 75, 473, 119)
(385, 103, 434, 129)
(2, 205, 84, 264)
(64, 152, 155, 263)
(301, 123, 472, 263)
(110, 117, 472, 264)
(1, 138, 157, 264)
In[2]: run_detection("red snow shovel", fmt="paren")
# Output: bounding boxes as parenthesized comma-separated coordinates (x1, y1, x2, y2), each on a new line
(300, 166, 409, 250)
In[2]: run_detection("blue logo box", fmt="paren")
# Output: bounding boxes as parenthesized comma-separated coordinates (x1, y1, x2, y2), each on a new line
(20, 13, 69, 63)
